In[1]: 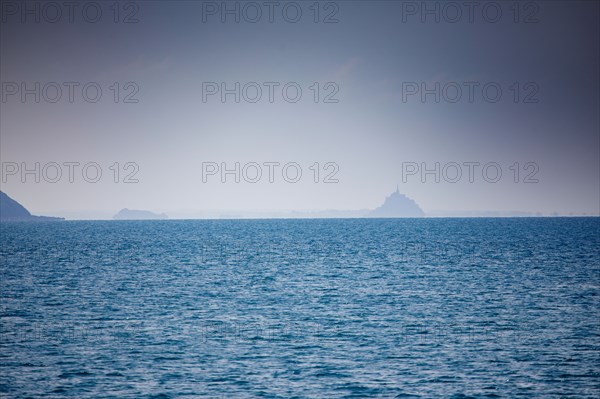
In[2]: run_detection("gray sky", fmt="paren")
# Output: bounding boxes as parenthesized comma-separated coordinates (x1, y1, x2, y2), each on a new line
(1, 0, 599, 218)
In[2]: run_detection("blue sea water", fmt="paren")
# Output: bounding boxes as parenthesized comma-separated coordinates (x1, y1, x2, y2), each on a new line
(0, 218, 599, 398)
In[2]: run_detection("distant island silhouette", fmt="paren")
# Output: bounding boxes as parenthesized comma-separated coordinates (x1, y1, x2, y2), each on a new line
(0, 191, 64, 221)
(113, 208, 168, 220)
(368, 187, 425, 218)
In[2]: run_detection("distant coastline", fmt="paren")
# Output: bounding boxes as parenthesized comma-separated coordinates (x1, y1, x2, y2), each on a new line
(0, 191, 64, 222)
(2, 189, 597, 221)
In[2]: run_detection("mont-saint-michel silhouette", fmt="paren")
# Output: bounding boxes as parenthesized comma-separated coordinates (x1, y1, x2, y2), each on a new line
(368, 187, 425, 218)
(0, 191, 64, 221)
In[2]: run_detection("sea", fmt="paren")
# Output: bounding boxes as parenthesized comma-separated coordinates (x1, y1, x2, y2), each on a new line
(0, 218, 599, 398)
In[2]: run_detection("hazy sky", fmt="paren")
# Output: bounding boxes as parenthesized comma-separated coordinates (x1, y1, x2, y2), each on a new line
(1, 0, 598, 218)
